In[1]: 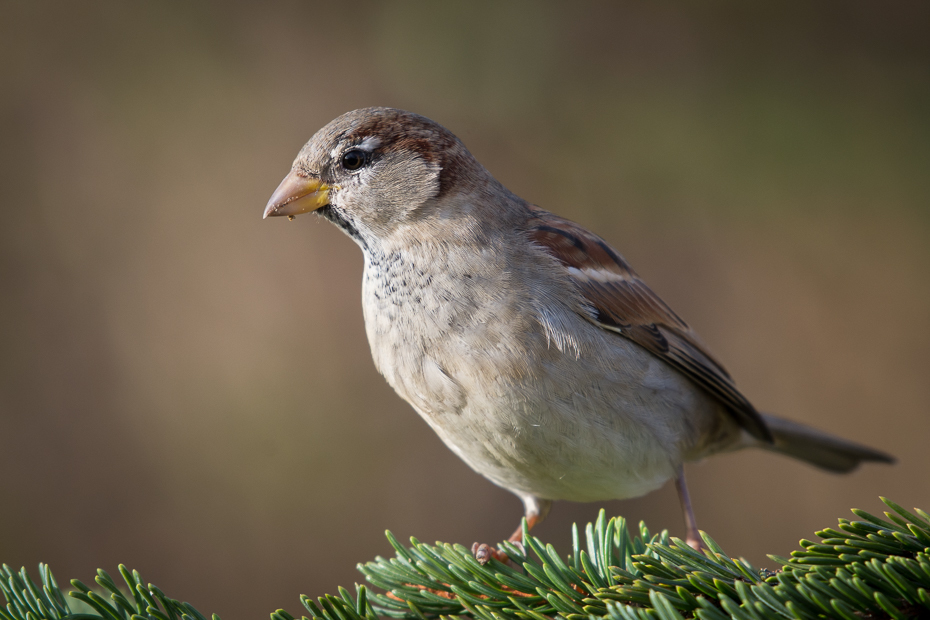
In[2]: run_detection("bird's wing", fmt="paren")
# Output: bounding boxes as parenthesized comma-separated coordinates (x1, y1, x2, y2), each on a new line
(526, 206, 772, 442)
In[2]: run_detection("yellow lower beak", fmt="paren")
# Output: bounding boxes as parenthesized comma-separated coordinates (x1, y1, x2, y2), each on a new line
(263, 170, 331, 219)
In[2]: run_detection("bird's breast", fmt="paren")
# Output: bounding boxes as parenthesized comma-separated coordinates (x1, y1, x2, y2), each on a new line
(360, 246, 533, 409)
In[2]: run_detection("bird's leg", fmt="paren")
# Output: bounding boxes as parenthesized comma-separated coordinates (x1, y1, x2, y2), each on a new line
(508, 495, 552, 543)
(473, 496, 552, 565)
(675, 466, 705, 551)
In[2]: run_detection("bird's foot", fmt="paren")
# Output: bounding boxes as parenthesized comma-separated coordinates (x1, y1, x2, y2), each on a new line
(471, 541, 523, 565)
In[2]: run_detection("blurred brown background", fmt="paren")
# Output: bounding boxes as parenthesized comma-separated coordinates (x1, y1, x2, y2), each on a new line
(1, 1, 928, 618)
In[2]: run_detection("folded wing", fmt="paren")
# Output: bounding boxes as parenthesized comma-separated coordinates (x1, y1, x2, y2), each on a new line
(526, 206, 773, 443)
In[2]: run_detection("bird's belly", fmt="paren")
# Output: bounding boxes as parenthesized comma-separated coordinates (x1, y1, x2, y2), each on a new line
(432, 404, 674, 502)
(421, 390, 677, 502)
(386, 334, 707, 503)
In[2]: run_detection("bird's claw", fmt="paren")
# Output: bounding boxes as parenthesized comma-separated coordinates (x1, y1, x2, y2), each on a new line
(471, 542, 513, 565)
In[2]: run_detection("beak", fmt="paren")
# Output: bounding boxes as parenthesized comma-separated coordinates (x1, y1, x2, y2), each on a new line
(263, 170, 331, 219)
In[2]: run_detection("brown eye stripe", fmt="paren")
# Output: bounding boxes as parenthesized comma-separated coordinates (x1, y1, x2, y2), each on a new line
(343, 110, 474, 199)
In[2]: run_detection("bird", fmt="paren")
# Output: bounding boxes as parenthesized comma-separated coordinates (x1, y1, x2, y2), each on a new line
(263, 107, 893, 559)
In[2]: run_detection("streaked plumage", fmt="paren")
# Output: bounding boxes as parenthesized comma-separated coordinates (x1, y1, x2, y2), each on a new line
(264, 107, 893, 556)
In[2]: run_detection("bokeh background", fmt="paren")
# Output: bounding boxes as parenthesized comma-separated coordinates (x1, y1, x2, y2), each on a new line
(1, 1, 928, 618)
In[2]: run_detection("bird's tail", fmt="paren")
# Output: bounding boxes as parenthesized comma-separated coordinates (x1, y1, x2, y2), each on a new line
(758, 413, 895, 473)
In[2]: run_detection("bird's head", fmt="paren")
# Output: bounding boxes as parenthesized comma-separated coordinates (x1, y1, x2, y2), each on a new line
(263, 107, 490, 246)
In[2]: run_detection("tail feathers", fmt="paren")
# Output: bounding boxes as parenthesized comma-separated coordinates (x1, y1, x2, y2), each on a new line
(759, 413, 895, 473)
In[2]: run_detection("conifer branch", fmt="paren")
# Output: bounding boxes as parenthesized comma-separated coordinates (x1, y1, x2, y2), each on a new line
(4, 497, 929, 620)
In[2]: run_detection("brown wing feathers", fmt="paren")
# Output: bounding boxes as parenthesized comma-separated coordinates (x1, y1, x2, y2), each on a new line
(527, 207, 773, 443)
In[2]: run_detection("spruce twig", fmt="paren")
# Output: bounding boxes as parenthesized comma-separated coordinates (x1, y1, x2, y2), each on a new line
(4, 498, 930, 620)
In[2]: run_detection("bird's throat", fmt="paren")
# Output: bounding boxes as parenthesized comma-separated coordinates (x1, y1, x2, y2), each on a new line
(317, 205, 366, 249)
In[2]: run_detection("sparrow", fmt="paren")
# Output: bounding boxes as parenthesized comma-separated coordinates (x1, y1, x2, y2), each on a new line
(263, 107, 893, 557)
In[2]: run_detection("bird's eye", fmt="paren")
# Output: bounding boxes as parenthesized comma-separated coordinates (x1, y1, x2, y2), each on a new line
(341, 149, 367, 171)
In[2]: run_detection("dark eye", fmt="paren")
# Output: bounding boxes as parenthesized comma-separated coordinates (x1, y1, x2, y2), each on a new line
(341, 149, 367, 171)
